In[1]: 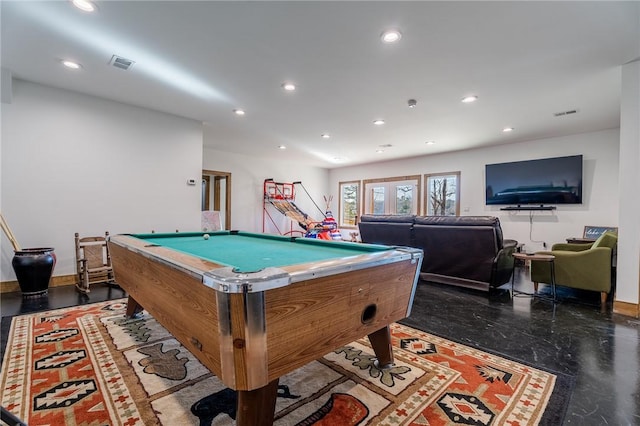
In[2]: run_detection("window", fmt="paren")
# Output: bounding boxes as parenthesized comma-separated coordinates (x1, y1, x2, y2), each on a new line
(425, 172, 460, 216)
(363, 175, 421, 215)
(395, 185, 414, 214)
(338, 181, 360, 227)
(371, 186, 385, 214)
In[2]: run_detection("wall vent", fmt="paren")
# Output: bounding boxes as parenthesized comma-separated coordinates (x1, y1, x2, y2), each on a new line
(553, 109, 578, 117)
(109, 55, 135, 71)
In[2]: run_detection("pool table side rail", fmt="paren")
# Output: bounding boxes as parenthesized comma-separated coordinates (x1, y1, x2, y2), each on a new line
(109, 234, 423, 294)
(108, 234, 223, 281)
(204, 248, 421, 293)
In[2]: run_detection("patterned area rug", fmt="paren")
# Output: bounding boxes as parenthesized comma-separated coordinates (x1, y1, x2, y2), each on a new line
(1, 300, 562, 425)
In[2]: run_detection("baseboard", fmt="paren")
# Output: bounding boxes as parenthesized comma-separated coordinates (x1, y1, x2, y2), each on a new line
(0, 274, 77, 294)
(613, 300, 639, 318)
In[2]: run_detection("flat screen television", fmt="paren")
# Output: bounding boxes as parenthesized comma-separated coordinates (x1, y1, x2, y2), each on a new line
(485, 155, 583, 205)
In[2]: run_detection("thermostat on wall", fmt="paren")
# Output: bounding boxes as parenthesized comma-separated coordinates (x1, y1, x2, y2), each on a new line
(187, 179, 197, 186)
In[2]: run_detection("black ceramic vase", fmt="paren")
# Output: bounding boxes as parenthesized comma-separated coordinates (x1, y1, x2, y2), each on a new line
(11, 248, 56, 297)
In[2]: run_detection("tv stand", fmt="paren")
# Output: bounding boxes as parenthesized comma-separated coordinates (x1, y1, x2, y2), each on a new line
(500, 205, 556, 211)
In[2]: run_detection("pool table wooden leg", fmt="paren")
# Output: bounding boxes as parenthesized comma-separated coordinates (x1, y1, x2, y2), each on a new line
(125, 295, 144, 318)
(236, 378, 279, 426)
(368, 325, 394, 369)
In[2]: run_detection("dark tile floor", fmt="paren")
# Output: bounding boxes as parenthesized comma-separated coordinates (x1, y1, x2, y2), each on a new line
(1, 268, 639, 425)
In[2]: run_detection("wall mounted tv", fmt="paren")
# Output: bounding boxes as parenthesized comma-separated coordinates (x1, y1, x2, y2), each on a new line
(485, 155, 583, 206)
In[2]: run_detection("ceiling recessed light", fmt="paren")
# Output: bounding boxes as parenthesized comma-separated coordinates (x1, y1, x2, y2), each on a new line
(425, 141, 436, 145)
(321, 134, 330, 139)
(278, 145, 286, 150)
(461, 95, 478, 103)
(408, 99, 417, 108)
(373, 119, 385, 125)
(503, 127, 514, 132)
(61, 60, 82, 69)
(233, 109, 245, 116)
(381, 29, 402, 43)
(71, 0, 96, 12)
(281, 82, 296, 91)
(376, 150, 384, 154)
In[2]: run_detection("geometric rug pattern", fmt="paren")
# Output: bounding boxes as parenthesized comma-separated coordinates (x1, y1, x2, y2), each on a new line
(1, 300, 556, 425)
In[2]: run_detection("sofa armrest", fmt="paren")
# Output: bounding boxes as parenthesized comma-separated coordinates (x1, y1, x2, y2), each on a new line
(503, 239, 518, 249)
(551, 242, 592, 252)
(358, 216, 414, 247)
(491, 241, 518, 287)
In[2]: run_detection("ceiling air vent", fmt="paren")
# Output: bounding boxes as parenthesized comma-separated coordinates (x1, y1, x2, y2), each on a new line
(109, 55, 135, 71)
(553, 109, 578, 117)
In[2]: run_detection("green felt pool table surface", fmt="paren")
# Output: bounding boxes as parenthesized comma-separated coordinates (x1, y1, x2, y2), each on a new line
(131, 231, 390, 273)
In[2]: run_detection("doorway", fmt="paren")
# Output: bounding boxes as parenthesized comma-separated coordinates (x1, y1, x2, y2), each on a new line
(362, 175, 421, 215)
(202, 170, 231, 230)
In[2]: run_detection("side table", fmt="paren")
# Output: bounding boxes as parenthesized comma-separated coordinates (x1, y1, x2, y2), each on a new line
(512, 252, 557, 302)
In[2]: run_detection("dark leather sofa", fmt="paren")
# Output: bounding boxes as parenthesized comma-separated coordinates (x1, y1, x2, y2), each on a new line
(358, 215, 517, 292)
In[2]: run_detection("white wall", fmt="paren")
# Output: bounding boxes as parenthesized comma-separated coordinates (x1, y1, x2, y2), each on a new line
(0, 79, 628, 304)
(329, 128, 620, 253)
(617, 60, 640, 304)
(202, 139, 329, 234)
(1, 80, 203, 281)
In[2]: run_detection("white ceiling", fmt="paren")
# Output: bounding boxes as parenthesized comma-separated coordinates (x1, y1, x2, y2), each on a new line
(2, 1, 639, 168)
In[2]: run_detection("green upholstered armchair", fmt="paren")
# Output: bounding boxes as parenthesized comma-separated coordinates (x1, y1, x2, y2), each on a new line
(530, 232, 618, 306)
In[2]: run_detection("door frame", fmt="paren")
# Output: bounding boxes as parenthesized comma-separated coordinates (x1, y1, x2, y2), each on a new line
(202, 169, 232, 230)
(362, 175, 421, 215)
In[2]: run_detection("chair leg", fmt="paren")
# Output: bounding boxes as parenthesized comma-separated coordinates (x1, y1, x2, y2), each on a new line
(75, 272, 84, 293)
(77, 270, 90, 294)
(533, 282, 539, 292)
(76, 281, 88, 294)
(600, 292, 607, 306)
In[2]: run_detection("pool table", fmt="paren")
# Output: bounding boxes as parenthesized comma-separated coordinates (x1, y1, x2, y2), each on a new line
(108, 231, 423, 425)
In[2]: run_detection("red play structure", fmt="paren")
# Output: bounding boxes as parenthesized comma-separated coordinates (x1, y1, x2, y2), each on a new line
(262, 179, 341, 240)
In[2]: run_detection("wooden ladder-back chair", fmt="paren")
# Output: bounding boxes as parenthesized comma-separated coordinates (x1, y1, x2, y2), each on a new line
(75, 231, 116, 293)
